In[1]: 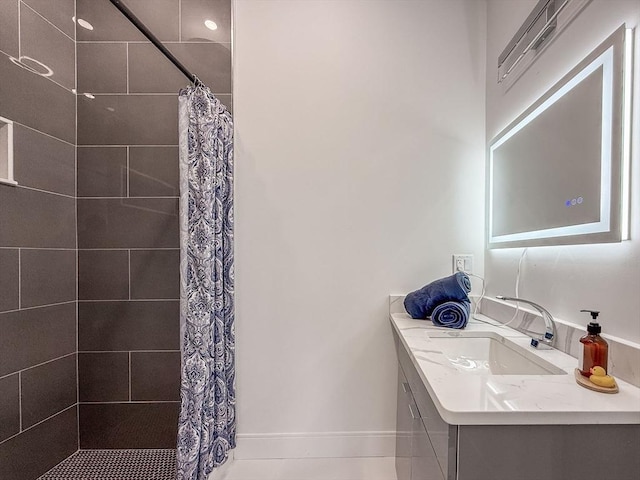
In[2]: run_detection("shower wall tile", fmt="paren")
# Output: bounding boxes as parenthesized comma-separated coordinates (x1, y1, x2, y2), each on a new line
(0, 0, 78, 466)
(129, 147, 179, 197)
(74, 0, 233, 453)
(13, 124, 76, 197)
(20, 3, 76, 90)
(78, 301, 180, 351)
(128, 42, 232, 93)
(0, 303, 76, 377)
(0, 51, 75, 144)
(0, 374, 20, 443)
(79, 352, 130, 402)
(77, 94, 178, 145)
(79, 402, 179, 449)
(76, 0, 179, 42)
(0, 249, 19, 312)
(77, 198, 179, 248)
(21, 354, 77, 428)
(22, 0, 76, 39)
(0, 187, 75, 248)
(131, 351, 180, 401)
(77, 43, 128, 94)
(0, 406, 77, 480)
(77, 147, 127, 197)
(181, 0, 232, 43)
(0, 1, 19, 57)
(130, 249, 179, 299)
(78, 249, 129, 300)
(20, 249, 77, 308)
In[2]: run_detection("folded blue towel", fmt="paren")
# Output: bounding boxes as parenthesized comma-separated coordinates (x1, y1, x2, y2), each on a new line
(404, 272, 471, 319)
(431, 300, 471, 329)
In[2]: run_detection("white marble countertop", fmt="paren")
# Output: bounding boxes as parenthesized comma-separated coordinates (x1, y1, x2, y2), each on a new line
(391, 313, 640, 425)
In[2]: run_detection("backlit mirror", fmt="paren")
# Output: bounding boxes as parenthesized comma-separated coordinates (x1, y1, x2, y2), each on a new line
(488, 26, 631, 248)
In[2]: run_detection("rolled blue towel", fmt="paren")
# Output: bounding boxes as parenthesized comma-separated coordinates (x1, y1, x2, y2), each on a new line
(404, 272, 471, 319)
(431, 300, 471, 329)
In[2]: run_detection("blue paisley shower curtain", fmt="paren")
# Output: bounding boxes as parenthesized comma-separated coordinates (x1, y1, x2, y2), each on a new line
(176, 85, 235, 480)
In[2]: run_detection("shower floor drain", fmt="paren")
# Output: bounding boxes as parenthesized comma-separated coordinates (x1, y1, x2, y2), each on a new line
(38, 449, 176, 480)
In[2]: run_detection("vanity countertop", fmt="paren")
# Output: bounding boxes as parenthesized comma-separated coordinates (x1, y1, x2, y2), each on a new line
(391, 313, 640, 425)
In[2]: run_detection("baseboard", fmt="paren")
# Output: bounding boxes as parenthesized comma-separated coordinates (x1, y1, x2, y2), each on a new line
(234, 431, 396, 459)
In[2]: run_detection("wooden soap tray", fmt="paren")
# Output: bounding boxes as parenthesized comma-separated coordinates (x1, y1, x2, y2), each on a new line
(574, 369, 619, 394)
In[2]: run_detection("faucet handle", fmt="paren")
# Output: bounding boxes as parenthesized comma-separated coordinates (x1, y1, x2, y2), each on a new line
(530, 332, 554, 349)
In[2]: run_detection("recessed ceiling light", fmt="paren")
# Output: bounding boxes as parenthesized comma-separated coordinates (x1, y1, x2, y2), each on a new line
(72, 16, 94, 31)
(204, 19, 218, 31)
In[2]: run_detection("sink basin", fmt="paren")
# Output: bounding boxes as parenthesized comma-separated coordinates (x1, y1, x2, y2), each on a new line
(428, 332, 566, 375)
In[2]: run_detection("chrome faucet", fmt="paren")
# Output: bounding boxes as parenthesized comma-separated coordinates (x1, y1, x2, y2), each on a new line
(495, 296, 556, 350)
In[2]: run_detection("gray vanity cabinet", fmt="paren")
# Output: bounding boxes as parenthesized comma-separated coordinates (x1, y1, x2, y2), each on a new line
(396, 364, 444, 480)
(393, 330, 640, 480)
(395, 367, 412, 480)
(396, 336, 455, 480)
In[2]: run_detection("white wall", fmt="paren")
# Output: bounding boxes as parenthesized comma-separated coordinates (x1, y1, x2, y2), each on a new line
(234, 0, 486, 456)
(485, 0, 640, 343)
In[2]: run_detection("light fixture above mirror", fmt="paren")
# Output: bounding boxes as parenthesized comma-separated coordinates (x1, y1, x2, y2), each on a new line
(488, 26, 632, 249)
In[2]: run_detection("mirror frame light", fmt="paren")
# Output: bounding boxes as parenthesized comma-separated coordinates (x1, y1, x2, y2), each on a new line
(487, 25, 632, 249)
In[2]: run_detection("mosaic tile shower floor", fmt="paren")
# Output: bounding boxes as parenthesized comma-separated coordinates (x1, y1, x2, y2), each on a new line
(38, 449, 176, 480)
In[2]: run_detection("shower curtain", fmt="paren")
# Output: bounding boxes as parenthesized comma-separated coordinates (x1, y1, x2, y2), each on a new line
(176, 85, 235, 480)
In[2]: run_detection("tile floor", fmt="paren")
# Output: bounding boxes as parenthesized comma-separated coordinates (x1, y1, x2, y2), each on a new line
(37, 450, 397, 480)
(38, 450, 176, 479)
(218, 457, 398, 480)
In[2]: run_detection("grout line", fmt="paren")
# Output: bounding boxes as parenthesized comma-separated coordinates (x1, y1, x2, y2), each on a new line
(17, 248, 21, 309)
(0, 371, 18, 382)
(17, 0, 21, 58)
(179, 0, 182, 41)
(126, 146, 130, 197)
(12, 122, 76, 147)
(78, 350, 179, 354)
(14, 183, 76, 199)
(76, 247, 179, 251)
(78, 145, 178, 148)
(91, 92, 181, 96)
(0, 352, 77, 381)
(0, 404, 77, 446)
(128, 351, 132, 401)
(126, 42, 129, 94)
(128, 249, 131, 300)
(0, 246, 77, 251)
(79, 401, 180, 405)
(77, 298, 178, 303)
(77, 196, 179, 199)
(18, 371, 22, 431)
(0, 300, 77, 315)
(74, 0, 80, 450)
(20, 1, 75, 43)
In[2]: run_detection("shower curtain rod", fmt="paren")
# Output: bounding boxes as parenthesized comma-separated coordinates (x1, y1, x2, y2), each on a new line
(108, 0, 201, 85)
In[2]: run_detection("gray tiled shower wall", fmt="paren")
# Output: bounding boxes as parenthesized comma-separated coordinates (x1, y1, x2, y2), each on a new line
(0, 1, 78, 479)
(75, 0, 232, 451)
(1, 0, 232, 478)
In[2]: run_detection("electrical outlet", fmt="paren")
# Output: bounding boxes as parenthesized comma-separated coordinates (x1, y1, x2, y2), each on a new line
(452, 254, 473, 273)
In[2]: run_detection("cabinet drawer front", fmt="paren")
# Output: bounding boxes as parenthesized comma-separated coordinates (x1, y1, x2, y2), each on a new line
(396, 331, 456, 480)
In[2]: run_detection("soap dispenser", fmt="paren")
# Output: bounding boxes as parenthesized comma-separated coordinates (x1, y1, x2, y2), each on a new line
(578, 310, 608, 377)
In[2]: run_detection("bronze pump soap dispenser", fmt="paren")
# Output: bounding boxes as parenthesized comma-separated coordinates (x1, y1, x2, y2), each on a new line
(578, 310, 608, 377)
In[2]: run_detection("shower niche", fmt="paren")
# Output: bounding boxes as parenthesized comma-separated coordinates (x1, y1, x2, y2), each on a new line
(0, 116, 16, 186)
